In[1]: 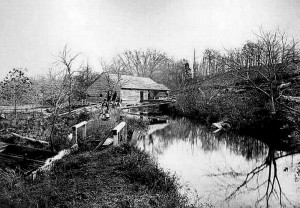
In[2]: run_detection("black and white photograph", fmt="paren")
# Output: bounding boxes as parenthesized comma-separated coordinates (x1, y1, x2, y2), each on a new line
(0, 0, 300, 207)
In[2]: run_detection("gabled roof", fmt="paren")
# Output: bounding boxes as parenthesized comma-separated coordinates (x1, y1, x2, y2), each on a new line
(108, 74, 169, 91)
(86, 73, 169, 97)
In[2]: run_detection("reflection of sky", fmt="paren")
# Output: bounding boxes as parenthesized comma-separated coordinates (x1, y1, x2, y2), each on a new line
(135, 120, 300, 208)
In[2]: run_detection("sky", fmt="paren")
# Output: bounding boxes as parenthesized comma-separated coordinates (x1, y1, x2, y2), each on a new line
(0, 0, 300, 80)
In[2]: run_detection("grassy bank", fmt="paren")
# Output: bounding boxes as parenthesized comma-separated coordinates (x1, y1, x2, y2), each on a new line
(0, 144, 193, 208)
(0, 110, 201, 208)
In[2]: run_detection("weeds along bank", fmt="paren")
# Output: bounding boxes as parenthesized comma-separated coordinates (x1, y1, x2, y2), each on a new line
(170, 88, 300, 140)
(0, 112, 197, 208)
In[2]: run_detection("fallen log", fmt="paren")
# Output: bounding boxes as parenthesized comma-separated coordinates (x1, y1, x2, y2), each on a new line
(11, 133, 49, 146)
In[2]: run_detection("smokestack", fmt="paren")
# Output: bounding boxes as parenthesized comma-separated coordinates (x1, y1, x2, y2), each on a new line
(192, 49, 196, 78)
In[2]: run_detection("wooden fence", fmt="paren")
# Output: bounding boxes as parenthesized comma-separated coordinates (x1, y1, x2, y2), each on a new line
(70, 119, 127, 148)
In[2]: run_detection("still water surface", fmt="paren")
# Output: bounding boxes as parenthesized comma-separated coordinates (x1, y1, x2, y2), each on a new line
(133, 118, 300, 208)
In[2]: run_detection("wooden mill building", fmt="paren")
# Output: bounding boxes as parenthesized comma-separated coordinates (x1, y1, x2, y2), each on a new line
(86, 73, 169, 104)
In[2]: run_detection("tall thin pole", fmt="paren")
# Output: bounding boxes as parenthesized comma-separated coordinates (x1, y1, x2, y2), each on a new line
(193, 49, 196, 78)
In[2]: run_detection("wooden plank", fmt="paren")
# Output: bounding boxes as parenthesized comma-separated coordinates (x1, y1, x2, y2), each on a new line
(11, 133, 49, 146)
(73, 121, 87, 129)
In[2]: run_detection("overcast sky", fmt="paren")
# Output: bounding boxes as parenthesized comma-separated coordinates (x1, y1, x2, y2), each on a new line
(0, 0, 300, 79)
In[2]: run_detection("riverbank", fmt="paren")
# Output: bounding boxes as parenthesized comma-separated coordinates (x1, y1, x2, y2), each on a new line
(0, 110, 200, 208)
(168, 89, 300, 145)
(0, 144, 195, 208)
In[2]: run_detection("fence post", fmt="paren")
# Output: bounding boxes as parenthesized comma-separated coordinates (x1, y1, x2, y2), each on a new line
(112, 121, 126, 146)
(113, 133, 118, 146)
(83, 124, 87, 140)
(72, 126, 78, 145)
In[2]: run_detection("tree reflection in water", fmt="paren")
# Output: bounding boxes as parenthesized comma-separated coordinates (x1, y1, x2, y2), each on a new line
(133, 118, 300, 207)
(220, 148, 300, 207)
(137, 118, 268, 160)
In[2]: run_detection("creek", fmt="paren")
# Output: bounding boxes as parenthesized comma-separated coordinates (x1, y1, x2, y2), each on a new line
(133, 118, 300, 208)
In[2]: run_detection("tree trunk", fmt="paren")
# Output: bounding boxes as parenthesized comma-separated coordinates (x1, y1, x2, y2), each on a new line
(68, 95, 71, 114)
(49, 116, 56, 152)
(270, 96, 276, 116)
(14, 97, 17, 119)
(13, 83, 17, 119)
(49, 107, 58, 152)
(269, 82, 276, 116)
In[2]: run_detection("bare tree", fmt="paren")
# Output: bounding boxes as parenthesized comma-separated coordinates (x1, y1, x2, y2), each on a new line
(56, 45, 82, 114)
(199, 49, 224, 76)
(224, 28, 300, 115)
(73, 60, 98, 101)
(115, 49, 170, 79)
(158, 59, 191, 91)
(45, 68, 70, 151)
(100, 58, 132, 92)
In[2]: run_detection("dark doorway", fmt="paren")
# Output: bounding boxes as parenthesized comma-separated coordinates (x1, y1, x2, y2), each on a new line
(140, 91, 144, 102)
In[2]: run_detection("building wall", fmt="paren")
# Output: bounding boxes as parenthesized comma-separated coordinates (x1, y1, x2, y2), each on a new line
(120, 89, 148, 104)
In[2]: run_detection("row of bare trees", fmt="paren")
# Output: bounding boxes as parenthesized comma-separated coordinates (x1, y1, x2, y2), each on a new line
(194, 28, 300, 116)
(196, 28, 299, 77)
(101, 50, 192, 92)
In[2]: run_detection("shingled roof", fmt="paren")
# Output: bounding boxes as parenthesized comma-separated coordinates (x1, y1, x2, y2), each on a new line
(86, 73, 169, 97)
(108, 74, 169, 91)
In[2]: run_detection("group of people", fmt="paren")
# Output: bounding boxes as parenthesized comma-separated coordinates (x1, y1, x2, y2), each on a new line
(99, 91, 122, 120)
(102, 91, 122, 108)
